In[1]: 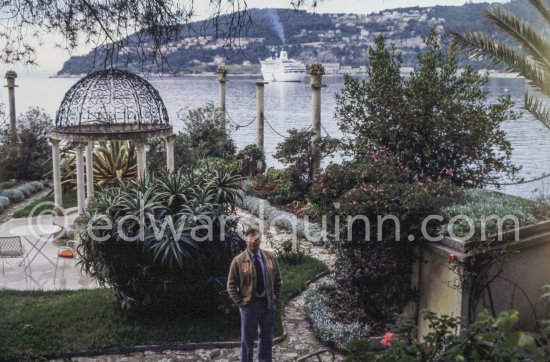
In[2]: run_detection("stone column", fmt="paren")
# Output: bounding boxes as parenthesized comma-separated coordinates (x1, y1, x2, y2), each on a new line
(256, 82, 268, 152)
(5, 71, 17, 142)
(217, 66, 228, 137)
(51, 138, 63, 210)
(308, 64, 325, 178)
(165, 135, 176, 173)
(74, 142, 86, 216)
(135, 141, 147, 179)
(86, 141, 94, 199)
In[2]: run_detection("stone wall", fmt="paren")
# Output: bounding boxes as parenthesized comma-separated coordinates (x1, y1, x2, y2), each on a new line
(416, 220, 550, 339)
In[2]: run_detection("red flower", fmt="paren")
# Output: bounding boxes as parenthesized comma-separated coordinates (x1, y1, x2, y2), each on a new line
(380, 332, 395, 347)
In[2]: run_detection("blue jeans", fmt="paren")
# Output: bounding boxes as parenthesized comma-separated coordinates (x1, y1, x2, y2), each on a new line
(239, 299, 276, 362)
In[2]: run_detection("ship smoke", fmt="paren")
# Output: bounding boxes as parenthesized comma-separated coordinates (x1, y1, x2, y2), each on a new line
(266, 9, 285, 44)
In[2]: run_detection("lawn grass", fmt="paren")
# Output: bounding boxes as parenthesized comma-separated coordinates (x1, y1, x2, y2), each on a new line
(13, 190, 78, 218)
(0, 256, 328, 358)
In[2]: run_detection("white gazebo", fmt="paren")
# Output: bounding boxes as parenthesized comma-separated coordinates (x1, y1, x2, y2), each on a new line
(51, 69, 175, 215)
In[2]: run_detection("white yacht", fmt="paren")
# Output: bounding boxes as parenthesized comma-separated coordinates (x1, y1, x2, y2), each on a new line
(260, 48, 306, 82)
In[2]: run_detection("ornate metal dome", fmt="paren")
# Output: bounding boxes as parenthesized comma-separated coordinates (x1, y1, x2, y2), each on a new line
(52, 69, 172, 141)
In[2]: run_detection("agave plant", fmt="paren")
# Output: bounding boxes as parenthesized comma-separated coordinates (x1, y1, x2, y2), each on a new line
(61, 141, 137, 189)
(451, 0, 550, 127)
(78, 165, 245, 313)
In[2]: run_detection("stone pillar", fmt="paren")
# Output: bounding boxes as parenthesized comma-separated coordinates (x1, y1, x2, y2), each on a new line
(51, 139, 63, 210)
(217, 66, 228, 137)
(308, 64, 325, 178)
(136, 141, 147, 179)
(5, 71, 17, 142)
(256, 82, 268, 152)
(74, 142, 86, 216)
(86, 141, 94, 198)
(165, 135, 176, 173)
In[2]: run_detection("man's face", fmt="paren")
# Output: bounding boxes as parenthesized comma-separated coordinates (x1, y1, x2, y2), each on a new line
(246, 231, 261, 253)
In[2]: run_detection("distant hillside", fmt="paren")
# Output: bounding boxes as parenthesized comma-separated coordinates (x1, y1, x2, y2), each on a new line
(57, 0, 541, 76)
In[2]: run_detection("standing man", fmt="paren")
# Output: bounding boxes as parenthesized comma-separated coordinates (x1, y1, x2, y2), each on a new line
(227, 226, 283, 362)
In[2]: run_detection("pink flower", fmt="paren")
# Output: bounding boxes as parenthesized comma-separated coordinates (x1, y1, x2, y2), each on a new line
(321, 188, 327, 194)
(380, 332, 395, 347)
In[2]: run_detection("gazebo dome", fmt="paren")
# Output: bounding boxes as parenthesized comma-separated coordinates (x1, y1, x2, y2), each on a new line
(52, 69, 172, 141)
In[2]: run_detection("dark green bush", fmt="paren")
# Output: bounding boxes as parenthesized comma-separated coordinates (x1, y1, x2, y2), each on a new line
(235, 144, 265, 177)
(273, 128, 339, 198)
(79, 167, 245, 314)
(0, 107, 52, 181)
(335, 32, 519, 187)
(148, 104, 236, 170)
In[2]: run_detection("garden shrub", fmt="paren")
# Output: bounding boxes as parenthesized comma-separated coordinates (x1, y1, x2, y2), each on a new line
(304, 281, 371, 349)
(273, 128, 339, 198)
(323, 149, 457, 325)
(0, 180, 16, 190)
(29, 181, 45, 192)
(16, 185, 31, 198)
(249, 167, 297, 206)
(345, 309, 547, 361)
(1, 189, 25, 203)
(79, 167, 245, 314)
(273, 236, 307, 265)
(235, 144, 265, 177)
(0, 107, 52, 181)
(0, 196, 10, 209)
(335, 32, 519, 187)
(237, 191, 325, 245)
(442, 189, 536, 239)
(148, 104, 236, 170)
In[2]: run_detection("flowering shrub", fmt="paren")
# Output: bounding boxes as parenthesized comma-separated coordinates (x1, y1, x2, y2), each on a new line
(317, 148, 459, 324)
(248, 167, 298, 206)
(345, 310, 547, 361)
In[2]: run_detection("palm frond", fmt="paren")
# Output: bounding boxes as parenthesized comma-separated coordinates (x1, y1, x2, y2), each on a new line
(451, 31, 550, 97)
(529, 0, 550, 27)
(485, 4, 550, 71)
(525, 90, 550, 128)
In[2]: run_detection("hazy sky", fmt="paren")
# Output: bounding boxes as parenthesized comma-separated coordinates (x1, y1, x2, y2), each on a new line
(5, 0, 508, 74)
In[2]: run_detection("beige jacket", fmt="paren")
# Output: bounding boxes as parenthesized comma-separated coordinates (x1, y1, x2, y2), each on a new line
(227, 249, 282, 309)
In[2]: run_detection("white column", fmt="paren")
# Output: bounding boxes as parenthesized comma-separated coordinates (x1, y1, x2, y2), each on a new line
(309, 66, 324, 178)
(217, 66, 228, 137)
(136, 141, 147, 179)
(86, 141, 94, 198)
(165, 135, 175, 173)
(51, 138, 63, 210)
(74, 142, 86, 216)
(256, 82, 267, 152)
(5, 71, 17, 142)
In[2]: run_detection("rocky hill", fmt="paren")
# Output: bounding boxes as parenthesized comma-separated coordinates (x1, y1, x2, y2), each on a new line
(57, 0, 542, 76)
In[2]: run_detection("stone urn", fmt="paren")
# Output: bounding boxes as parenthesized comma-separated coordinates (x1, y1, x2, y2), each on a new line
(307, 63, 325, 87)
(217, 65, 228, 82)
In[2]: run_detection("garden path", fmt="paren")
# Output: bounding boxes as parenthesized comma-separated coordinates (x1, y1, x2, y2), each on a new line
(51, 208, 344, 362)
